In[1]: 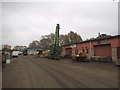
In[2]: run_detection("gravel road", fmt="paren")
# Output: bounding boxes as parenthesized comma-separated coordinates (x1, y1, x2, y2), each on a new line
(2, 56, 118, 88)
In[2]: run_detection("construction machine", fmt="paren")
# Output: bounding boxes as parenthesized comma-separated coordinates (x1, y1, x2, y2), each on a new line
(72, 52, 89, 62)
(47, 24, 61, 60)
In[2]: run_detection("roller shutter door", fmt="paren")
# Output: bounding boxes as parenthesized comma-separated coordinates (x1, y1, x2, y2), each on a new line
(66, 48, 72, 56)
(94, 44, 112, 58)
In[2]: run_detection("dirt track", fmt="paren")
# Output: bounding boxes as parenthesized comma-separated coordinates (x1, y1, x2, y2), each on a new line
(2, 56, 118, 88)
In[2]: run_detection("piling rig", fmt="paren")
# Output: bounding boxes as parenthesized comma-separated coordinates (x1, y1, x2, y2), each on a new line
(47, 24, 61, 60)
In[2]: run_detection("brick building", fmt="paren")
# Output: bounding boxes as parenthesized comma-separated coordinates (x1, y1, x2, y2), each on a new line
(62, 35, 120, 63)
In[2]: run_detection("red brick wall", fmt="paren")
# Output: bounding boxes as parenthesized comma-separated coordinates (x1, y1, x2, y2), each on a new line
(62, 37, 120, 55)
(108, 38, 119, 48)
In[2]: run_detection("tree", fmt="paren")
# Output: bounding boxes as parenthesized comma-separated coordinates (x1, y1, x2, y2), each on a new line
(29, 31, 83, 49)
(2, 44, 11, 52)
(38, 33, 55, 50)
(96, 33, 111, 39)
(29, 40, 40, 48)
(63, 31, 83, 44)
(2, 48, 11, 52)
(85, 33, 112, 41)
(59, 35, 66, 46)
(39, 38, 51, 49)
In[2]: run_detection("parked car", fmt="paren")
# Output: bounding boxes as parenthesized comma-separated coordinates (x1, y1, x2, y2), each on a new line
(23, 49, 28, 55)
(19, 51, 22, 55)
(12, 51, 19, 57)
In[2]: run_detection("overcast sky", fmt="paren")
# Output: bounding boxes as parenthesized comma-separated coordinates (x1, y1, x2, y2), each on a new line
(1, 1, 118, 48)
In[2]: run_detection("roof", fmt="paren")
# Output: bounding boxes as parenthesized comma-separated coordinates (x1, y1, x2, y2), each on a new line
(62, 35, 120, 46)
(26, 48, 43, 50)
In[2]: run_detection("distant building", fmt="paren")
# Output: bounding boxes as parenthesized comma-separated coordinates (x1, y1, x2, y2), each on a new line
(27, 48, 42, 55)
(13, 46, 27, 50)
(2, 44, 11, 50)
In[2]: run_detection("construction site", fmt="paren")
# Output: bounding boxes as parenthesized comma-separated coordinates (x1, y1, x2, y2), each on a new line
(2, 24, 119, 88)
(1, 1, 119, 89)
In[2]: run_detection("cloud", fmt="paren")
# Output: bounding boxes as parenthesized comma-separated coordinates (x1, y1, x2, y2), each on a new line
(0, 3, 2, 49)
(2, 2, 118, 48)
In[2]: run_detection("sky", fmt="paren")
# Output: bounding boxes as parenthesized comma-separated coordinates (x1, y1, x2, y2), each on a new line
(0, 3, 2, 49)
(1, 0, 118, 48)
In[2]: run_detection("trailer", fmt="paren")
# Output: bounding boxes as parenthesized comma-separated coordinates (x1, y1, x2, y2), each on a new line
(72, 52, 89, 62)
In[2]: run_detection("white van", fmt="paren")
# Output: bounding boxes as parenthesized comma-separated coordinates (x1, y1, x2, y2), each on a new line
(12, 51, 20, 57)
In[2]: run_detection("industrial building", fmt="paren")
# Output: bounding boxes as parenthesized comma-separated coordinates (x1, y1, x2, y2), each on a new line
(27, 48, 42, 55)
(62, 35, 120, 63)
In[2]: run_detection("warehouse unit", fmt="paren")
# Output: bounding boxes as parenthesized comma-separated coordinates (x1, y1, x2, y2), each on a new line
(27, 48, 42, 55)
(62, 35, 120, 63)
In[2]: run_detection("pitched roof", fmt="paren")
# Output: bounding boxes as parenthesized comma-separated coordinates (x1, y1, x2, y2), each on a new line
(62, 35, 120, 46)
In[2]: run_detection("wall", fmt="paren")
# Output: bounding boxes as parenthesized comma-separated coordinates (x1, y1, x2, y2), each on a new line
(108, 38, 119, 48)
(112, 48, 117, 62)
(27, 49, 37, 55)
(62, 36, 120, 62)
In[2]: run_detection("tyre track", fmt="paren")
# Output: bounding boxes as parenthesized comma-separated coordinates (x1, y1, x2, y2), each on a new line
(36, 58, 118, 88)
(30, 59, 87, 88)
(29, 59, 68, 88)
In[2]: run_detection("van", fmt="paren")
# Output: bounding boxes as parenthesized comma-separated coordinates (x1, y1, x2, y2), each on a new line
(12, 51, 19, 57)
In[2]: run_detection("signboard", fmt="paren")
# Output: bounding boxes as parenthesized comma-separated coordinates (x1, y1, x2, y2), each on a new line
(70, 44, 76, 48)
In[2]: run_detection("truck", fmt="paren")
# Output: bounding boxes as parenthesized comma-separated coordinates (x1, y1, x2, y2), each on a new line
(23, 49, 28, 55)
